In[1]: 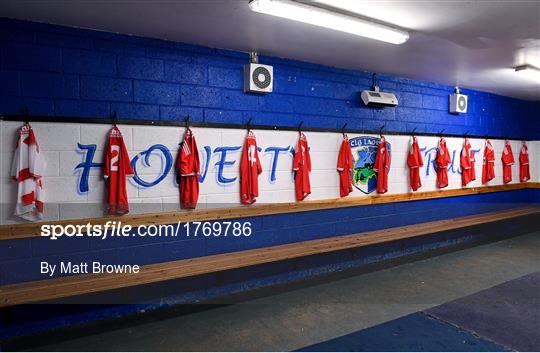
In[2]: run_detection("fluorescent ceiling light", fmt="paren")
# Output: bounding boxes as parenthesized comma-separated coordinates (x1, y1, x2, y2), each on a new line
(515, 65, 540, 83)
(248, 0, 410, 45)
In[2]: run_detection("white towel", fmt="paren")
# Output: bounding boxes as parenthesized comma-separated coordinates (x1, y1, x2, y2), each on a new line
(10, 123, 44, 221)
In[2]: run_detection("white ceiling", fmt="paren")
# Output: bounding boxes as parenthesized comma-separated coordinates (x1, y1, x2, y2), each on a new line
(1, 0, 539, 100)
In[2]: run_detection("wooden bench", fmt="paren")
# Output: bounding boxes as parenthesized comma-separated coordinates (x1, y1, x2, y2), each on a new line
(1, 182, 538, 240)
(1, 206, 538, 307)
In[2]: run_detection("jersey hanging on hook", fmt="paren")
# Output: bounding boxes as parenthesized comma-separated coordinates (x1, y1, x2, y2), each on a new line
(293, 131, 311, 201)
(407, 136, 423, 191)
(337, 133, 353, 197)
(240, 130, 262, 204)
(373, 135, 390, 194)
(519, 142, 530, 182)
(501, 140, 515, 184)
(482, 140, 495, 184)
(177, 127, 200, 209)
(435, 137, 451, 188)
(103, 126, 134, 215)
(460, 138, 475, 186)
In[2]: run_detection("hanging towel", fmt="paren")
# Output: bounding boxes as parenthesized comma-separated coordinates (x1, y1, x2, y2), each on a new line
(10, 123, 44, 221)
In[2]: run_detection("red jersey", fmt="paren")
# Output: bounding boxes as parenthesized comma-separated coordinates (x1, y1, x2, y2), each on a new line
(373, 136, 390, 194)
(501, 140, 515, 184)
(519, 143, 530, 182)
(240, 130, 262, 204)
(460, 138, 474, 186)
(469, 142, 476, 181)
(293, 132, 311, 201)
(407, 136, 423, 191)
(481, 140, 495, 184)
(177, 128, 200, 209)
(435, 137, 451, 188)
(337, 135, 353, 197)
(103, 126, 134, 215)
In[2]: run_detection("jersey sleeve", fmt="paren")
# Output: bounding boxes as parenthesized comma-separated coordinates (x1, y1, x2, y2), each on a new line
(255, 145, 262, 175)
(417, 145, 424, 167)
(337, 142, 345, 172)
(103, 144, 110, 178)
(346, 144, 353, 171)
(192, 136, 200, 174)
(306, 144, 312, 173)
(121, 141, 134, 176)
(461, 147, 471, 170)
(179, 141, 187, 175)
(384, 143, 391, 169)
(373, 145, 383, 172)
(179, 138, 193, 176)
(292, 145, 301, 171)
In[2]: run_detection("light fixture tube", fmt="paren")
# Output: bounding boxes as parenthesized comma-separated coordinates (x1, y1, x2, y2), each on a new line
(515, 65, 540, 82)
(248, 0, 410, 45)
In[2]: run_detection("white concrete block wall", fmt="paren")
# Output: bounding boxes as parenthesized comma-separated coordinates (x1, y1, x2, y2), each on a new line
(0, 120, 538, 224)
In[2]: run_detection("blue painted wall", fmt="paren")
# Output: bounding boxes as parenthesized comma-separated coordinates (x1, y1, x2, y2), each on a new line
(1, 18, 539, 340)
(1, 18, 539, 139)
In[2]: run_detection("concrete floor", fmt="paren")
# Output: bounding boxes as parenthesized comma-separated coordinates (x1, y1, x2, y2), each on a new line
(32, 231, 540, 351)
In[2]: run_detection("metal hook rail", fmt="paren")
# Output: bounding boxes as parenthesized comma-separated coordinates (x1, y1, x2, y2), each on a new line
(0, 113, 530, 141)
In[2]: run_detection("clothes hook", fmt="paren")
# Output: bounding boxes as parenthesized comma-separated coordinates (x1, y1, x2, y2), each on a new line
(379, 124, 385, 137)
(246, 118, 252, 131)
(298, 121, 304, 133)
(411, 127, 417, 135)
(341, 123, 348, 137)
(111, 111, 117, 127)
(185, 115, 190, 127)
(23, 106, 29, 124)
(438, 129, 445, 136)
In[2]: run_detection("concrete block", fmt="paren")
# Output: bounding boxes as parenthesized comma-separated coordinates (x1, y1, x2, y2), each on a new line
(55, 100, 110, 118)
(181, 86, 221, 107)
(0, 70, 20, 96)
(109, 103, 159, 119)
(208, 66, 242, 89)
(2, 44, 62, 72)
(132, 125, 182, 150)
(63, 49, 116, 76)
(45, 176, 87, 202)
(399, 92, 423, 108)
(118, 56, 164, 80)
(164, 61, 207, 84)
(134, 80, 179, 105)
(32, 122, 81, 151)
(160, 106, 203, 121)
(80, 76, 132, 102)
(21, 72, 79, 99)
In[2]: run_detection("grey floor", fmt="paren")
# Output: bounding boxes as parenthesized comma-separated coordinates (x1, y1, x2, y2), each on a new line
(34, 231, 540, 351)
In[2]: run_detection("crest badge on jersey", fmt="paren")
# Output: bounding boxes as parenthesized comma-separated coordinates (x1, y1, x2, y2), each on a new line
(349, 136, 391, 194)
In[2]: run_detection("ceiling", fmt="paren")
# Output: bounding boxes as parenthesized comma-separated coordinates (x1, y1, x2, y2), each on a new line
(1, 0, 539, 100)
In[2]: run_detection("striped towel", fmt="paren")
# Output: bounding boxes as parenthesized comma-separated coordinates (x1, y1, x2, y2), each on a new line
(10, 123, 44, 221)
